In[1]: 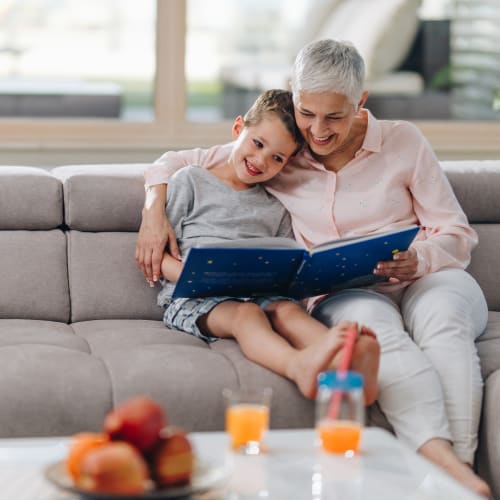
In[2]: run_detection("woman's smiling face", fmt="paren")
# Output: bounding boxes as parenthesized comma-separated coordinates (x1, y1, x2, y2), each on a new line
(294, 92, 358, 157)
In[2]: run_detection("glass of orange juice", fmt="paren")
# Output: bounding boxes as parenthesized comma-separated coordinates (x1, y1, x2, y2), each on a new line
(223, 387, 272, 455)
(316, 371, 364, 456)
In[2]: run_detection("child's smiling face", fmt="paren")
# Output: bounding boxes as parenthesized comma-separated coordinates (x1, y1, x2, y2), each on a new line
(229, 114, 299, 188)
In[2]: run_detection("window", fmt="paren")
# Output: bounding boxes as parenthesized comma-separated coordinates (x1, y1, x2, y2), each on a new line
(0, 0, 499, 160)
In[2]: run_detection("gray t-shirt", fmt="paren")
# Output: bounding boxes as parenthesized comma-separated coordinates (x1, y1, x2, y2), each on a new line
(158, 165, 293, 304)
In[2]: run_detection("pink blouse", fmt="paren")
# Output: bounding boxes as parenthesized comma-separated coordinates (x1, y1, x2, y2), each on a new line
(145, 110, 477, 285)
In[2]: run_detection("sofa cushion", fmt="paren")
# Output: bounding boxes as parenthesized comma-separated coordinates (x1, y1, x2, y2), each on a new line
(0, 167, 63, 229)
(0, 230, 70, 322)
(443, 161, 500, 223)
(71, 319, 204, 358)
(52, 164, 148, 232)
(211, 339, 315, 429)
(0, 344, 111, 437)
(468, 225, 500, 311)
(476, 312, 500, 379)
(100, 343, 239, 431)
(0, 319, 88, 351)
(67, 231, 162, 322)
(478, 369, 500, 498)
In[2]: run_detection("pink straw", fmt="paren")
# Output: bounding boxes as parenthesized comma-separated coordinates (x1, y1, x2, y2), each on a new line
(327, 325, 358, 419)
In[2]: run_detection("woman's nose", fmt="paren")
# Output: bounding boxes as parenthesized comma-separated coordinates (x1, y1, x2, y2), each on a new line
(311, 117, 327, 135)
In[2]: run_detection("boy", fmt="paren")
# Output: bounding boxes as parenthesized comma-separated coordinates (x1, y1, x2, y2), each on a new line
(158, 90, 379, 400)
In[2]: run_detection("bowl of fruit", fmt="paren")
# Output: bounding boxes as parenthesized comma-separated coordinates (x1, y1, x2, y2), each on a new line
(45, 396, 227, 499)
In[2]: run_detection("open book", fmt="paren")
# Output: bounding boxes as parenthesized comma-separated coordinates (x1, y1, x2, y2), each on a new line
(172, 225, 420, 300)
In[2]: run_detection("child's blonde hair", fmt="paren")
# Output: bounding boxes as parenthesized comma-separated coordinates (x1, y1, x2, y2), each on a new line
(243, 89, 304, 154)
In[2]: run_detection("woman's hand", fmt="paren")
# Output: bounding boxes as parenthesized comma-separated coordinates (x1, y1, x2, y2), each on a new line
(135, 185, 180, 285)
(373, 248, 418, 283)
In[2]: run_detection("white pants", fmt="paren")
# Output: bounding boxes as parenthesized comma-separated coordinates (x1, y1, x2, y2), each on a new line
(311, 268, 488, 464)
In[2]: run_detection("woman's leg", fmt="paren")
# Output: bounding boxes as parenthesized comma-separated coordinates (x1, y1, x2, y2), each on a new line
(197, 300, 346, 398)
(311, 288, 452, 449)
(312, 286, 490, 498)
(401, 268, 488, 464)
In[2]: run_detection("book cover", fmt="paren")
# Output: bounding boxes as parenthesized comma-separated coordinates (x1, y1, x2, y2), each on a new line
(172, 225, 420, 299)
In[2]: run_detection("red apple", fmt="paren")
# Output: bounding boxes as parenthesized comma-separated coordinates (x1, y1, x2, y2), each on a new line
(75, 441, 150, 494)
(103, 396, 166, 453)
(151, 428, 194, 487)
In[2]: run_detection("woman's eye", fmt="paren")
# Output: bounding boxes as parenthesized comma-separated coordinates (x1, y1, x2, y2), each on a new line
(273, 155, 284, 163)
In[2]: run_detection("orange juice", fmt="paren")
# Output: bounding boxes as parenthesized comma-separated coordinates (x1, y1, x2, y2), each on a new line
(226, 403, 269, 450)
(318, 419, 362, 454)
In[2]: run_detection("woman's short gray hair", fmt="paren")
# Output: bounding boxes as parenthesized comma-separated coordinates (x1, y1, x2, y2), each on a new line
(290, 39, 365, 106)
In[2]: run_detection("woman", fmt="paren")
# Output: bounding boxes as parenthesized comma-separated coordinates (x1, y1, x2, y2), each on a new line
(136, 39, 490, 497)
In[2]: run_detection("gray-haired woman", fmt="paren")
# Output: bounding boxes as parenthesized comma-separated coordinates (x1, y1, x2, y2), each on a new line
(136, 39, 490, 497)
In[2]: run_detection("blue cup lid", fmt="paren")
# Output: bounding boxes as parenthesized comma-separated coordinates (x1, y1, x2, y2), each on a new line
(317, 370, 364, 390)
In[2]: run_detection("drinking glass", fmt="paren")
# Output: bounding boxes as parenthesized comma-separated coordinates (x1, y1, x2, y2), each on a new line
(223, 387, 272, 455)
(316, 370, 364, 456)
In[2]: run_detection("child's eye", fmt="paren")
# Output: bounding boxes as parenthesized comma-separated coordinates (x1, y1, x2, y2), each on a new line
(253, 139, 263, 148)
(273, 155, 284, 163)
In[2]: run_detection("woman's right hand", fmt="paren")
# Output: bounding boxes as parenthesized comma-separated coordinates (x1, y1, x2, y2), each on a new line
(135, 185, 180, 285)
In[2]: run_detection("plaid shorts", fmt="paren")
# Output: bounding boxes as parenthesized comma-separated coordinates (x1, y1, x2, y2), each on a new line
(162, 295, 297, 343)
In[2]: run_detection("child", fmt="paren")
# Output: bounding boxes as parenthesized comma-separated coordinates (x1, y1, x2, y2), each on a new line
(158, 89, 379, 400)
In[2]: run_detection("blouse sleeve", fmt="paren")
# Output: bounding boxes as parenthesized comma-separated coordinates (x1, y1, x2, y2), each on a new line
(144, 143, 233, 187)
(409, 131, 477, 277)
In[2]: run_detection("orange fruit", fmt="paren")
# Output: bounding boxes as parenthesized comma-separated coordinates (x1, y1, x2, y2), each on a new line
(65, 432, 110, 481)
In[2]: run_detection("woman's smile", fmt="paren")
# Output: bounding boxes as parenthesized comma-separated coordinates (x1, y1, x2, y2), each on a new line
(310, 133, 335, 146)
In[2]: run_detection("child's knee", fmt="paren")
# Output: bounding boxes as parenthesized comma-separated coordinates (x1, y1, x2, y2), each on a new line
(266, 300, 302, 321)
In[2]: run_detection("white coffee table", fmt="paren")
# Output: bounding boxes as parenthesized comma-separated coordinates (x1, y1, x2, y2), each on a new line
(0, 428, 483, 499)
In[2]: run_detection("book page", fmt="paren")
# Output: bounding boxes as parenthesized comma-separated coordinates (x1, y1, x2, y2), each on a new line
(195, 237, 301, 250)
(310, 225, 419, 254)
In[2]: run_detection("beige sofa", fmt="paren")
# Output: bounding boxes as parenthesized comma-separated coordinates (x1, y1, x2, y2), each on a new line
(1, 161, 499, 498)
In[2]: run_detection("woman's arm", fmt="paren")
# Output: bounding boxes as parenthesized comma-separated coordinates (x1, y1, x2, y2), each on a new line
(135, 184, 179, 285)
(376, 127, 476, 282)
(136, 144, 232, 284)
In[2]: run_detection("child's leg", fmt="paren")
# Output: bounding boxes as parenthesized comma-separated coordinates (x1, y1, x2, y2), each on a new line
(265, 300, 380, 404)
(197, 300, 347, 399)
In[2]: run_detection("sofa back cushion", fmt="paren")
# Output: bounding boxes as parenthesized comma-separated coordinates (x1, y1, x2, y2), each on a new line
(0, 167, 63, 229)
(53, 165, 162, 322)
(0, 167, 69, 321)
(467, 225, 500, 311)
(442, 161, 500, 311)
(52, 164, 148, 231)
(68, 231, 162, 322)
(0, 230, 70, 321)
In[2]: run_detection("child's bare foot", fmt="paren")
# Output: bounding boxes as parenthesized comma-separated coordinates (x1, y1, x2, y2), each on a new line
(328, 323, 380, 405)
(287, 332, 347, 399)
(419, 438, 491, 498)
(350, 331, 380, 405)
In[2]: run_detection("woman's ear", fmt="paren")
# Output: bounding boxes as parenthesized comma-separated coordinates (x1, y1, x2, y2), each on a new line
(232, 116, 244, 140)
(357, 91, 369, 111)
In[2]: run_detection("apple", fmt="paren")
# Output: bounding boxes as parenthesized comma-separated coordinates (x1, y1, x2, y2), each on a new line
(75, 441, 151, 494)
(151, 427, 194, 487)
(103, 396, 166, 453)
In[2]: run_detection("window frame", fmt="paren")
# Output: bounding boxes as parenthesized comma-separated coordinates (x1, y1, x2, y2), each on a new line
(0, 0, 498, 159)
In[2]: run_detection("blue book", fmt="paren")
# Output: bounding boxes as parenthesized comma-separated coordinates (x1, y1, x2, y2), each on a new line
(172, 225, 420, 299)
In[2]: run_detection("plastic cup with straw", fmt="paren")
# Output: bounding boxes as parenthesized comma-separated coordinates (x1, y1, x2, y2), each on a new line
(316, 325, 365, 455)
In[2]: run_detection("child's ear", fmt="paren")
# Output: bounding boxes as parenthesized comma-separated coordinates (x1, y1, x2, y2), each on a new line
(232, 116, 244, 140)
